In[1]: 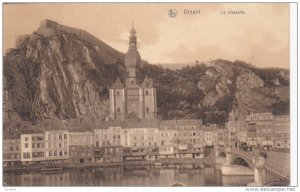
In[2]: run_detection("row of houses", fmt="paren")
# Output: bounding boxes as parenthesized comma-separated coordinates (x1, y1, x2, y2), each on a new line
(227, 112, 290, 149)
(3, 119, 211, 167)
(3, 113, 290, 167)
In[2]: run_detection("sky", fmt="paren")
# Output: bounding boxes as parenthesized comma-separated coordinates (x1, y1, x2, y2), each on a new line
(3, 3, 290, 69)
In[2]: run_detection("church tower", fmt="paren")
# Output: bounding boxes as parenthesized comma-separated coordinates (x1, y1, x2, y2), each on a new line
(109, 78, 125, 120)
(109, 23, 157, 120)
(125, 23, 141, 87)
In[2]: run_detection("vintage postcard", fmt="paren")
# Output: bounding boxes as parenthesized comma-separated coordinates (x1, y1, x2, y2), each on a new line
(2, 2, 297, 190)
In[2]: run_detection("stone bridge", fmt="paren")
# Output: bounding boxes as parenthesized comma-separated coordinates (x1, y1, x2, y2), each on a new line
(215, 146, 290, 186)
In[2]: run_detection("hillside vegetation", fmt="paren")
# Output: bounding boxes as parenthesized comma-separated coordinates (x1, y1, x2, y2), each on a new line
(4, 28, 289, 125)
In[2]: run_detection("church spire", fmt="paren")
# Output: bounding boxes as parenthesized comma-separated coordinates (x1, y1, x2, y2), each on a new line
(129, 21, 137, 49)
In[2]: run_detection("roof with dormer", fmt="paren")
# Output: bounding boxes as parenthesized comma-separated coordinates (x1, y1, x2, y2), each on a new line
(111, 78, 124, 89)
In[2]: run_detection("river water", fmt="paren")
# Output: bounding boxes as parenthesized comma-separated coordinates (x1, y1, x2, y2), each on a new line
(3, 167, 253, 186)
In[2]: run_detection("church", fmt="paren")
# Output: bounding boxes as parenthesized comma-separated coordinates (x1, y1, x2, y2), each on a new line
(109, 24, 157, 120)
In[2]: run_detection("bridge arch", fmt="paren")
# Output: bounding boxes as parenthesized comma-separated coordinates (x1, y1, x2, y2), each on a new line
(230, 155, 254, 169)
(231, 157, 251, 168)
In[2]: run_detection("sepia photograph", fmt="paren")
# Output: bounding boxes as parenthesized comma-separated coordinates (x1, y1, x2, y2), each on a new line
(1, 1, 297, 190)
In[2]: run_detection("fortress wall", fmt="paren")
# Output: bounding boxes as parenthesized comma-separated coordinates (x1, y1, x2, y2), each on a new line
(40, 19, 58, 29)
(36, 27, 57, 37)
(57, 24, 82, 37)
(37, 19, 125, 64)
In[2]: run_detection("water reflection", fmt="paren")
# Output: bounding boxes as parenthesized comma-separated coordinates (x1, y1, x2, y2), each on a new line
(4, 167, 253, 186)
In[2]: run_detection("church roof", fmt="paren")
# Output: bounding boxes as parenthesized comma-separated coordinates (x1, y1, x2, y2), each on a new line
(111, 78, 124, 89)
(141, 75, 153, 88)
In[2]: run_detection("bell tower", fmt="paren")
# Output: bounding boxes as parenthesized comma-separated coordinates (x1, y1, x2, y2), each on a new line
(125, 22, 141, 87)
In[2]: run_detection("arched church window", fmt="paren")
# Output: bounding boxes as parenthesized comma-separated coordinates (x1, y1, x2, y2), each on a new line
(116, 91, 120, 96)
(145, 90, 149, 95)
(146, 82, 150, 87)
(117, 108, 121, 113)
(127, 71, 129, 77)
(146, 107, 149, 113)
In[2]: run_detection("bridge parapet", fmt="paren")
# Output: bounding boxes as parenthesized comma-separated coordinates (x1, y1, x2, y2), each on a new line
(228, 148, 290, 186)
(264, 152, 290, 180)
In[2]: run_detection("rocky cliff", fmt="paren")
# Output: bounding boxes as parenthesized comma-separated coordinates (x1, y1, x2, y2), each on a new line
(4, 30, 125, 122)
(3, 22, 289, 124)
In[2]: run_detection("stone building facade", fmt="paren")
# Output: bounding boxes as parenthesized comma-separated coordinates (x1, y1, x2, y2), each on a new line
(69, 131, 94, 164)
(20, 133, 45, 164)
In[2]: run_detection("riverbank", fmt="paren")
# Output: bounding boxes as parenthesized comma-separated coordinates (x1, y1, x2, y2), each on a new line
(4, 155, 214, 173)
(4, 150, 215, 172)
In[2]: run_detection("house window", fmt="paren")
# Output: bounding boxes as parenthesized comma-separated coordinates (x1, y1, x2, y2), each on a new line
(23, 152, 30, 159)
(25, 143, 28, 148)
(64, 134, 67, 139)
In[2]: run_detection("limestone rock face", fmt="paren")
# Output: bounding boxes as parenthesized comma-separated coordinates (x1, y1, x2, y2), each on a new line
(4, 32, 125, 122)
